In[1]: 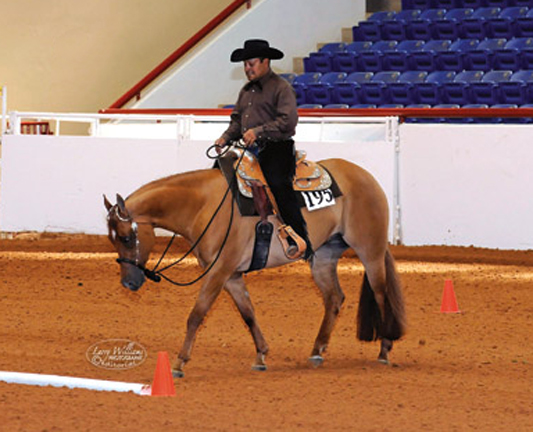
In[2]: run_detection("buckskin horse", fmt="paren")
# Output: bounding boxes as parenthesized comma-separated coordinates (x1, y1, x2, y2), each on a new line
(104, 153, 406, 377)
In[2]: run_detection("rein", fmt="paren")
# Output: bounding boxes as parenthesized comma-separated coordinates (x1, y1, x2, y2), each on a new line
(116, 142, 246, 287)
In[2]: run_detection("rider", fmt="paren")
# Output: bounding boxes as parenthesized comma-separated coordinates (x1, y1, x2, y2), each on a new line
(215, 39, 313, 261)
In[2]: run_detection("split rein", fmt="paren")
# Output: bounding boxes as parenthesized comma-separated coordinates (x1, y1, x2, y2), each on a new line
(116, 142, 246, 287)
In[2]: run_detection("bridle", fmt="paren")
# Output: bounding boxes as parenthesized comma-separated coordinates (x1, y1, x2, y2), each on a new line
(110, 141, 247, 287)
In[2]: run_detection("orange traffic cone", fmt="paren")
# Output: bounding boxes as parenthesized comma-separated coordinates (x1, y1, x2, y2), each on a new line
(440, 279, 461, 313)
(150, 351, 176, 396)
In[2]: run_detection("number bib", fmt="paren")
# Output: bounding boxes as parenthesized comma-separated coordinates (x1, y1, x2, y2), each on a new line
(301, 189, 336, 212)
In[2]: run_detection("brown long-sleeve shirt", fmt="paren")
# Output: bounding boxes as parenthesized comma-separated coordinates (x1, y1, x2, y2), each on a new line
(221, 69, 298, 143)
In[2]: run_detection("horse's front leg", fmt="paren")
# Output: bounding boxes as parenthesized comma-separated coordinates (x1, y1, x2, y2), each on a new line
(172, 273, 227, 378)
(224, 274, 269, 371)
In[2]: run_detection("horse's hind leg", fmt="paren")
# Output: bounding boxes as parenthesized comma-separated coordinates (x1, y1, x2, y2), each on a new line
(224, 274, 269, 371)
(308, 234, 348, 367)
(358, 251, 406, 364)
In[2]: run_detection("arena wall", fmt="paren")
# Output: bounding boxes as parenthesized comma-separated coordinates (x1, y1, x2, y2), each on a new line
(1, 116, 532, 250)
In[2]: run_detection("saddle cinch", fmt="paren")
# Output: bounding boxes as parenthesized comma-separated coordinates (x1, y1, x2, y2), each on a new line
(229, 147, 333, 262)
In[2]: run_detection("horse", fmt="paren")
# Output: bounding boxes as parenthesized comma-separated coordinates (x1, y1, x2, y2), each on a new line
(104, 156, 406, 377)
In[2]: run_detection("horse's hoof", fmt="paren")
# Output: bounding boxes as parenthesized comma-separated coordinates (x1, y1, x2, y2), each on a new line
(308, 355, 324, 368)
(251, 364, 267, 372)
(377, 358, 390, 365)
(172, 369, 185, 378)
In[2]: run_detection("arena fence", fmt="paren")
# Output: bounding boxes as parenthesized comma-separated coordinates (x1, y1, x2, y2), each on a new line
(1, 110, 532, 250)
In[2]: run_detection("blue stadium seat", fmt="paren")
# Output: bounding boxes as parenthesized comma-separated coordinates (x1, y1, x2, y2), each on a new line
(332, 41, 372, 72)
(381, 10, 422, 40)
(304, 43, 346, 73)
(332, 71, 374, 105)
(409, 39, 452, 71)
(324, 104, 350, 109)
(415, 70, 457, 105)
(469, 69, 513, 105)
(292, 73, 322, 105)
(407, 9, 448, 40)
(499, 69, 533, 104)
(298, 104, 323, 109)
(389, 71, 429, 105)
(305, 72, 347, 106)
(432, 9, 476, 41)
(382, 39, 425, 71)
(350, 104, 377, 108)
(441, 70, 484, 104)
(486, 6, 529, 39)
(489, 103, 520, 124)
(492, 37, 533, 70)
(358, 40, 398, 72)
(280, 73, 297, 84)
(512, 8, 533, 37)
(359, 71, 401, 105)
(437, 38, 479, 70)
(462, 0, 485, 8)
(378, 104, 405, 108)
(460, 7, 501, 39)
(353, 11, 396, 41)
(464, 38, 507, 70)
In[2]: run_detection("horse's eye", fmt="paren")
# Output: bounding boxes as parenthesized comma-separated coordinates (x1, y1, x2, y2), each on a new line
(119, 235, 133, 246)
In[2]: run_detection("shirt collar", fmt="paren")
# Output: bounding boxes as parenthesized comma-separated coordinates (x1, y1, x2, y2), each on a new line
(245, 69, 274, 91)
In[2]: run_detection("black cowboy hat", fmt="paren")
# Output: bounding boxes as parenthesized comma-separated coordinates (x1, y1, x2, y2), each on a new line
(230, 39, 284, 62)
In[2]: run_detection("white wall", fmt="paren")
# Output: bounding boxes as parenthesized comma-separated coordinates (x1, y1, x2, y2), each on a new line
(132, 0, 365, 108)
(3, 119, 533, 251)
(400, 124, 533, 249)
(0, 119, 393, 237)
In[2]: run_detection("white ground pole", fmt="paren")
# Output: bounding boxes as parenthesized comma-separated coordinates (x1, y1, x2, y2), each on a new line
(0, 371, 151, 395)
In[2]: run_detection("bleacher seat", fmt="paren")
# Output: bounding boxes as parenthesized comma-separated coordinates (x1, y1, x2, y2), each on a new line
(324, 104, 350, 108)
(298, 104, 323, 108)
(381, 10, 422, 41)
(409, 39, 452, 71)
(415, 70, 457, 105)
(305, 72, 347, 106)
(437, 38, 480, 70)
(382, 39, 426, 71)
(332, 41, 373, 72)
(350, 104, 377, 108)
(492, 37, 533, 70)
(332, 72, 374, 105)
(378, 103, 405, 108)
(460, 7, 501, 39)
(389, 70, 429, 105)
(358, 40, 398, 71)
(280, 73, 297, 84)
(292, 73, 322, 105)
(441, 70, 484, 104)
(304, 43, 346, 73)
(408, 9, 448, 40)
(354, 11, 396, 41)
(463, 38, 507, 70)
(486, 6, 529, 39)
(499, 69, 533, 104)
(432, 8, 475, 40)
(469, 69, 513, 104)
(359, 71, 401, 105)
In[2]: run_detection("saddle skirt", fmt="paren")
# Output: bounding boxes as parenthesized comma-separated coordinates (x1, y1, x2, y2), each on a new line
(231, 148, 333, 198)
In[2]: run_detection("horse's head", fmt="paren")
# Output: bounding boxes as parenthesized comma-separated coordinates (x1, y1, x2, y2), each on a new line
(104, 194, 156, 291)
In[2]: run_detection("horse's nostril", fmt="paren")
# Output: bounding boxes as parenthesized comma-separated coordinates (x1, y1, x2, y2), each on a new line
(122, 280, 140, 291)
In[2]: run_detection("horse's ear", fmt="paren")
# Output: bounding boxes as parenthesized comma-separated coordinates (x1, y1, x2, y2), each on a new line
(116, 194, 129, 218)
(103, 194, 113, 211)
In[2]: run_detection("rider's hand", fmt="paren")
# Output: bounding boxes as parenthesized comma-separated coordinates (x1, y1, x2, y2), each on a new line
(243, 129, 257, 147)
(214, 137, 227, 154)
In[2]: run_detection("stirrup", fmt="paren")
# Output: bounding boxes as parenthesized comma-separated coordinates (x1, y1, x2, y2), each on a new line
(277, 224, 307, 260)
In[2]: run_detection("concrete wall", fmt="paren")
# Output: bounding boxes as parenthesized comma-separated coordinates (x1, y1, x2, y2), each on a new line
(131, 0, 366, 108)
(0, 0, 229, 113)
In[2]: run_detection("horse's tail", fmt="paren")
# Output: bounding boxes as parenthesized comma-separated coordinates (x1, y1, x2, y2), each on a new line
(357, 249, 406, 341)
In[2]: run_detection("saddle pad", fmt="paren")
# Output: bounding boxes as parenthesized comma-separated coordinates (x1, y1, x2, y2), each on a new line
(218, 154, 342, 217)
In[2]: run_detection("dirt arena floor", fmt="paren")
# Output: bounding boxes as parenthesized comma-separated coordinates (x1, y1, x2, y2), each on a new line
(1, 233, 532, 431)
